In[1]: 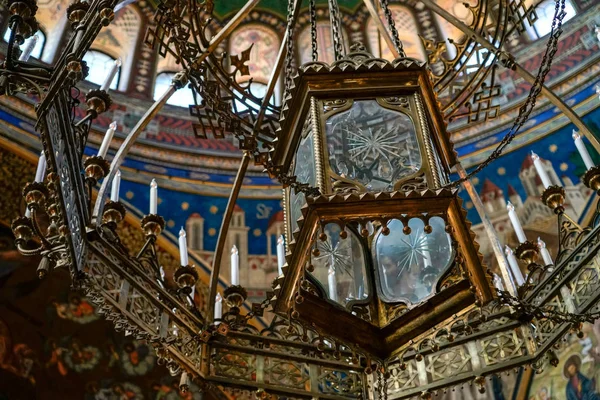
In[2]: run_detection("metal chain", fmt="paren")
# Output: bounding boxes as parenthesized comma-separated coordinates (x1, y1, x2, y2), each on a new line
(447, 0, 566, 187)
(309, 0, 318, 62)
(283, 0, 297, 100)
(327, 0, 345, 61)
(378, 0, 406, 57)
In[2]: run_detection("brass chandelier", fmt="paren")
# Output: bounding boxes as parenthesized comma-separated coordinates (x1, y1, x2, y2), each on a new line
(5, 0, 600, 397)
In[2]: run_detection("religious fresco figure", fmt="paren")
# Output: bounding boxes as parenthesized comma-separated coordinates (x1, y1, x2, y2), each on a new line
(564, 354, 600, 400)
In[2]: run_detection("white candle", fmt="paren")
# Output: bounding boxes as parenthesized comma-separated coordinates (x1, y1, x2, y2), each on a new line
(492, 273, 504, 292)
(34, 152, 46, 183)
(98, 121, 117, 158)
(572, 130, 595, 170)
(19, 34, 38, 61)
(276, 235, 285, 275)
(531, 151, 552, 189)
(179, 227, 189, 266)
(507, 201, 527, 244)
(328, 267, 338, 302)
(537, 237, 554, 266)
(100, 57, 122, 91)
(214, 293, 222, 324)
(110, 169, 121, 202)
(149, 179, 158, 214)
(230, 245, 239, 285)
(505, 246, 525, 287)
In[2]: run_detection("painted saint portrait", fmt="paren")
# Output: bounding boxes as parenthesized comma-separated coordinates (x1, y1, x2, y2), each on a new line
(528, 321, 600, 400)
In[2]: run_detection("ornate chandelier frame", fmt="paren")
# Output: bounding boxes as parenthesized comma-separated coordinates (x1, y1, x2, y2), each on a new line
(4, 0, 600, 398)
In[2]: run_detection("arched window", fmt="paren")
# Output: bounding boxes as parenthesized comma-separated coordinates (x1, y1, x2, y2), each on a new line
(526, 0, 576, 39)
(3, 29, 46, 60)
(153, 72, 198, 107)
(83, 50, 120, 90)
(366, 6, 425, 61)
(90, 6, 142, 91)
(298, 21, 349, 65)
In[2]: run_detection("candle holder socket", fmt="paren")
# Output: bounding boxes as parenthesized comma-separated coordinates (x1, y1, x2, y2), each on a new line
(515, 241, 539, 268)
(84, 156, 110, 183)
(85, 89, 112, 118)
(99, 7, 114, 26)
(583, 166, 600, 193)
(22, 181, 48, 210)
(541, 185, 565, 213)
(174, 264, 199, 295)
(141, 214, 165, 238)
(66, 60, 88, 82)
(224, 285, 248, 308)
(102, 200, 126, 229)
(66, 0, 90, 27)
(11, 216, 33, 245)
(8, 0, 38, 19)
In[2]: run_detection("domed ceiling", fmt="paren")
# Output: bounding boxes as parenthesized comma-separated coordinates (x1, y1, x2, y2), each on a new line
(0, 0, 599, 302)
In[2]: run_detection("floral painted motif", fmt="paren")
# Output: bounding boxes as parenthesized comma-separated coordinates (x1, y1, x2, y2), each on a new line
(61, 339, 102, 373)
(52, 293, 99, 324)
(120, 341, 156, 376)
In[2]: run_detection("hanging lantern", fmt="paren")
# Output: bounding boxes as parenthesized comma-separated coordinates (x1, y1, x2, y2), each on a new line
(270, 48, 494, 361)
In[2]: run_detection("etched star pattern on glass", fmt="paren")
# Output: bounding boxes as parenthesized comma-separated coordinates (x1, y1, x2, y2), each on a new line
(326, 100, 421, 190)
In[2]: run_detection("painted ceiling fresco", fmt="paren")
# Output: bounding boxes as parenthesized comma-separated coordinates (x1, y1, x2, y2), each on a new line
(0, 226, 204, 400)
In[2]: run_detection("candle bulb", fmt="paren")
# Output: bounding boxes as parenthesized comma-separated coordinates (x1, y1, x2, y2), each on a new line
(230, 245, 239, 286)
(179, 227, 189, 266)
(276, 235, 285, 275)
(149, 179, 158, 214)
(492, 273, 504, 292)
(572, 130, 595, 170)
(110, 170, 121, 202)
(19, 34, 38, 62)
(505, 246, 525, 287)
(100, 57, 122, 91)
(537, 237, 554, 266)
(34, 152, 46, 183)
(214, 293, 222, 324)
(98, 121, 117, 158)
(507, 201, 527, 243)
(531, 151, 552, 189)
(328, 267, 338, 302)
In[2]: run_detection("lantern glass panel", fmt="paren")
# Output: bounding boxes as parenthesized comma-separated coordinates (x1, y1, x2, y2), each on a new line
(290, 129, 316, 233)
(374, 216, 453, 304)
(325, 100, 421, 191)
(311, 224, 369, 306)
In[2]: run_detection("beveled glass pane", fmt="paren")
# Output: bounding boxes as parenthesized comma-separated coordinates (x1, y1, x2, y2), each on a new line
(325, 99, 421, 191)
(374, 217, 453, 304)
(311, 224, 368, 307)
(289, 129, 316, 233)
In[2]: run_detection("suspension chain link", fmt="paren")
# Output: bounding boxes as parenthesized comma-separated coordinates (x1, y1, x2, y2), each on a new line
(378, 0, 406, 57)
(283, 0, 297, 101)
(447, 0, 566, 187)
(309, 0, 318, 62)
(327, 0, 345, 61)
